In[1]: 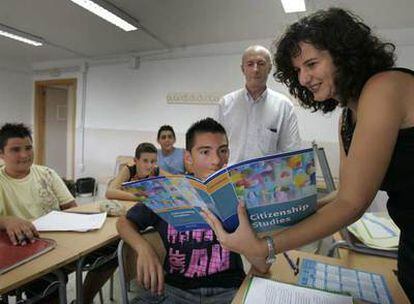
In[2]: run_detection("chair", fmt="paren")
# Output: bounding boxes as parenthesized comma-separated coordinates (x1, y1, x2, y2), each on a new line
(118, 229, 166, 304)
(114, 155, 135, 176)
(1, 270, 67, 304)
(76, 177, 97, 197)
(312, 142, 398, 259)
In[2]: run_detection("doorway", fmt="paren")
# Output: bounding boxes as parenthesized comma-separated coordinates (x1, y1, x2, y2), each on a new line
(34, 79, 77, 179)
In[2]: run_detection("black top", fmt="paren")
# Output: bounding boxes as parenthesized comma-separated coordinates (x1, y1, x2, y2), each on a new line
(340, 67, 414, 234)
(126, 204, 245, 290)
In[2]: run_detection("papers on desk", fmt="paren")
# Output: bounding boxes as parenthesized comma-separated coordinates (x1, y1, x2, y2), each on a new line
(347, 212, 400, 250)
(33, 211, 107, 232)
(298, 258, 393, 304)
(244, 276, 352, 304)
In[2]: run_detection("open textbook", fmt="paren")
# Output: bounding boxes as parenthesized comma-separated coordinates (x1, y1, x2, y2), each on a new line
(123, 148, 317, 232)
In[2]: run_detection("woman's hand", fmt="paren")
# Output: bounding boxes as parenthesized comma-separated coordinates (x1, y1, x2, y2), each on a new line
(202, 202, 267, 259)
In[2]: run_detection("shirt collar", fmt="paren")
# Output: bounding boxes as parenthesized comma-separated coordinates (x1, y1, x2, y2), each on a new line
(244, 87, 268, 104)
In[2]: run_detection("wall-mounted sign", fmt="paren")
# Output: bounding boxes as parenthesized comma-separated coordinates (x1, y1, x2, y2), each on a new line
(166, 92, 224, 105)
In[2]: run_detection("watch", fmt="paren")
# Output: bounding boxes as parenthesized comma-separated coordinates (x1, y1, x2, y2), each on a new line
(264, 236, 276, 264)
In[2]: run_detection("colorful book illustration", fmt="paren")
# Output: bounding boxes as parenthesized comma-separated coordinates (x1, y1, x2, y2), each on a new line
(0, 231, 56, 275)
(123, 148, 317, 232)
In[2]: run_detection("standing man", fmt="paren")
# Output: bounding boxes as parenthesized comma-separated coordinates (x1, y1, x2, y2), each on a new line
(217, 45, 301, 164)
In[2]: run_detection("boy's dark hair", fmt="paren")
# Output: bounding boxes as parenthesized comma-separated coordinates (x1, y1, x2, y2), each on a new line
(135, 142, 157, 159)
(274, 7, 395, 113)
(0, 123, 32, 151)
(157, 125, 176, 140)
(185, 117, 227, 151)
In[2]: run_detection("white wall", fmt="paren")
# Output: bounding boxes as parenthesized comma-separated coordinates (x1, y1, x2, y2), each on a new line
(0, 69, 32, 126)
(77, 41, 343, 181)
(27, 29, 414, 185)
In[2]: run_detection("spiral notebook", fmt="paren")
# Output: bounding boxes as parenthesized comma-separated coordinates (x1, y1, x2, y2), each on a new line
(0, 231, 56, 275)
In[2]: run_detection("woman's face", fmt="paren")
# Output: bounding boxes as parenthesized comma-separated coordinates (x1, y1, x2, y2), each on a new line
(291, 42, 337, 102)
(158, 130, 175, 152)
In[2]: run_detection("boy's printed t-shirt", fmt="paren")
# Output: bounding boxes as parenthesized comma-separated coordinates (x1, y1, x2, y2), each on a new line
(126, 204, 246, 290)
(0, 165, 74, 219)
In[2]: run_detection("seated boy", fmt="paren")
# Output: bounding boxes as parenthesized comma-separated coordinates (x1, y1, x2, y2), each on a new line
(106, 142, 162, 201)
(0, 123, 115, 304)
(0, 123, 76, 245)
(116, 118, 269, 303)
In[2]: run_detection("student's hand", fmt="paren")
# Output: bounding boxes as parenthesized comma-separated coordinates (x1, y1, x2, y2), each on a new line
(202, 202, 267, 259)
(3, 217, 39, 246)
(136, 243, 164, 295)
(133, 190, 148, 201)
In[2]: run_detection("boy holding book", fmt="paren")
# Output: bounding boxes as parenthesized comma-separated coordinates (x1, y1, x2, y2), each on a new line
(117, 118, 269, 303)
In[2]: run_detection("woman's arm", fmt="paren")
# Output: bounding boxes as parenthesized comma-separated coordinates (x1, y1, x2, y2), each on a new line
(105, 166, 138, 201)
(204, 72, 407, 259)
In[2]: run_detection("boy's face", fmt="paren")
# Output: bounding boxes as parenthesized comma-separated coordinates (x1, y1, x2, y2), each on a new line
(135, 152, 157, 178)
(157, 130, 176, 152)
(0, 136, 33, 178)
(185, 132, 229, 180)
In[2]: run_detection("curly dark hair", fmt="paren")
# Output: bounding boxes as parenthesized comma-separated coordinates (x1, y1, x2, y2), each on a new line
(274, 7, 396, 113)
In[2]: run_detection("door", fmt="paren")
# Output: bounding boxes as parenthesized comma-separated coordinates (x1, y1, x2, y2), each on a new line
(34, 79, 77, 179)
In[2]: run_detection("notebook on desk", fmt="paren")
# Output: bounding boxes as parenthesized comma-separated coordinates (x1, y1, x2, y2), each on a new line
(0, 231, 56, 275)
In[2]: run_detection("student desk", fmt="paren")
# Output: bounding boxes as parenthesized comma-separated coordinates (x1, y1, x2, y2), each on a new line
(231, 250, 409, 303)
(0, 201, 135, 303)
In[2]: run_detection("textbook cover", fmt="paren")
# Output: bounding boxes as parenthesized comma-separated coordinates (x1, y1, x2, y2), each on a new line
(0, 231, 56, 275)
(123, 148, 317, 232)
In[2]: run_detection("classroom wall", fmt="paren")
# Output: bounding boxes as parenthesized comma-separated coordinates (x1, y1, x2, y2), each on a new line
(27, 27, 414, 187)
(0, 69, 32, 126)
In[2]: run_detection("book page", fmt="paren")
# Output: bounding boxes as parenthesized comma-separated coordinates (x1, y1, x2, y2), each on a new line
(123, 176, 211, 231)
(32, 211, 107, 232)
(244, 277, 352, 304)
(209, 148, 317, 233)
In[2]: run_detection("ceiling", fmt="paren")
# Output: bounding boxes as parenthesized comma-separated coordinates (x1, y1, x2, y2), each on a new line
(0, 0, 413, 69)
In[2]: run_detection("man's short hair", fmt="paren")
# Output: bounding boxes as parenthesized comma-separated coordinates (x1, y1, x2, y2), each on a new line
(185, 118, 227, 151)
(157, 125, 176, 140)
(242, 45, 272, 65)
(135, 142, 157, 159)
(0, 123, 32, 151)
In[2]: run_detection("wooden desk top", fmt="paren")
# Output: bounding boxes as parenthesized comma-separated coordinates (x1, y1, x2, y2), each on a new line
(0, 201, 135, 294)
(232, 250, 409, 304)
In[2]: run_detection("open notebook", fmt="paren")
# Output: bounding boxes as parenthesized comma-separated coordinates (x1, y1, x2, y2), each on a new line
(0, 231, 56, 275)
(244, 276, 353, 304)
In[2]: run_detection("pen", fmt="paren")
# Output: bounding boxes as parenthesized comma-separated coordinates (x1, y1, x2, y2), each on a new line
(283, 252, 300, 275)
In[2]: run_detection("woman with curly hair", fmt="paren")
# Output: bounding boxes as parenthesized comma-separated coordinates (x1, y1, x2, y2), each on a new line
(202, 7, 414, 300)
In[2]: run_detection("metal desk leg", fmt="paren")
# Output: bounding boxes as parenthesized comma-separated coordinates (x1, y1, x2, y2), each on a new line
(52, 269, 68, 304)
(327, 240, 349, 257)
(76, 256, 87, 304)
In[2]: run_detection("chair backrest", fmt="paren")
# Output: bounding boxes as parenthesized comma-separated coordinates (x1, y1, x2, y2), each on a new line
(117, 228, 166, 304)
(76, 177, 97, 196)
(114, 155, 135, 176)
